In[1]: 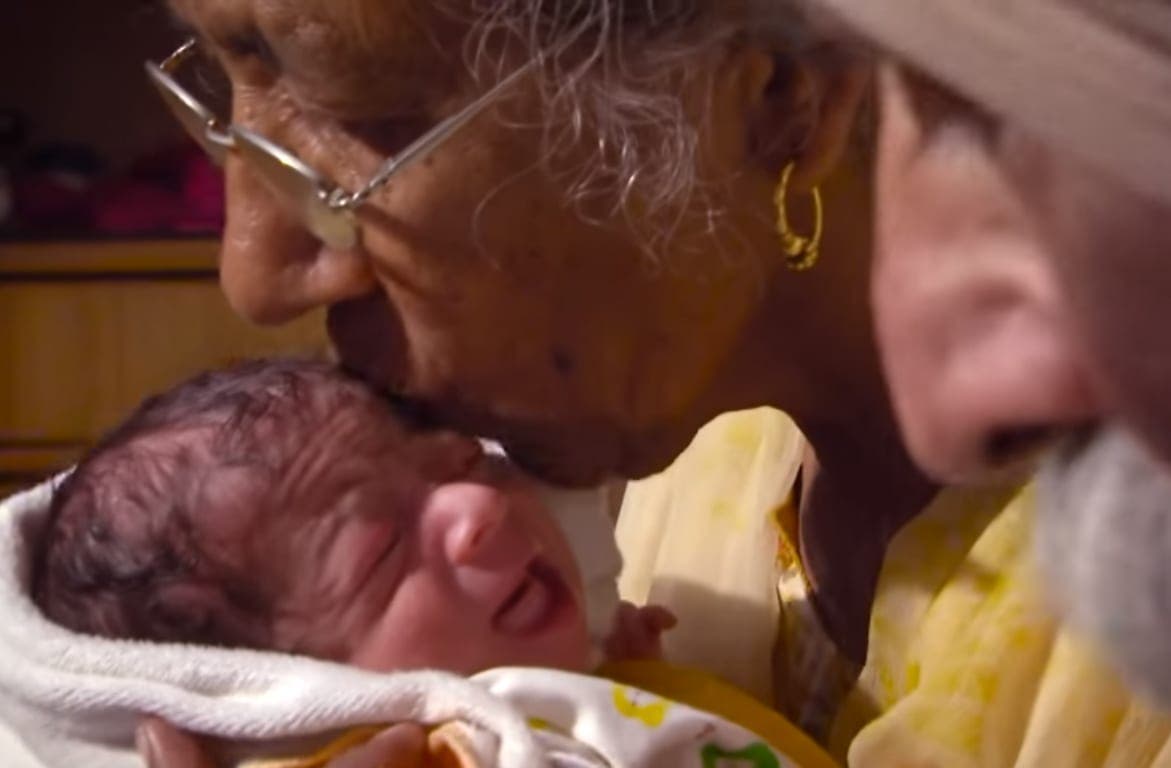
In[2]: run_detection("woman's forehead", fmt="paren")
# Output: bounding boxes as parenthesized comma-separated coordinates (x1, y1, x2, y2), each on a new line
(169, 0, 455, 41)
(169, 0, 468, 110)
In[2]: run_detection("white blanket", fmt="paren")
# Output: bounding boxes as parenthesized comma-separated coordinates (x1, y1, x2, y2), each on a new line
(0, 480, 545, 768)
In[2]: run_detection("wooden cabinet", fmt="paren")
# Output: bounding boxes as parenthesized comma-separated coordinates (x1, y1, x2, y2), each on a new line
(0, 239, 329, 496)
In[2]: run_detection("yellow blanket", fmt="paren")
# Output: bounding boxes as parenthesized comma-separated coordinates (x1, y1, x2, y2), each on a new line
(618, 408, 1171, 767)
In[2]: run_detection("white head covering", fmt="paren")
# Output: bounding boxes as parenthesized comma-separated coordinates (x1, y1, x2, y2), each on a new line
(809, 0, 1171, 204)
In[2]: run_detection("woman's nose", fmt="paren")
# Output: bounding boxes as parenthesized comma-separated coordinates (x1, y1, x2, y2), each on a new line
(218, 155, 378, 326)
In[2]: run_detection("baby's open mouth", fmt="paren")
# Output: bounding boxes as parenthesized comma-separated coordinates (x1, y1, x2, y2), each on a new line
(492, 558, 569, 636)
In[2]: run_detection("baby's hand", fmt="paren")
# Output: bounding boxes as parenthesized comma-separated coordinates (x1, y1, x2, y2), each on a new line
(602, 601, 677, 661)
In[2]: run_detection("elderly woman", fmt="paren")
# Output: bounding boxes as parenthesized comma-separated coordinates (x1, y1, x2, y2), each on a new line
(129, 0, 1171, 766)
(128, 0, 923, 763)
(149, 1, 924, 665)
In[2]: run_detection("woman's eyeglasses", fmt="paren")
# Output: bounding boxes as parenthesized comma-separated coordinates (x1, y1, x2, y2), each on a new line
(145, 39, 536, 249)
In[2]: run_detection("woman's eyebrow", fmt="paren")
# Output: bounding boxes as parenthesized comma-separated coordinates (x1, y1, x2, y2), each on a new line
(163, 0, 260, 53)
(162, 0, 196, 34)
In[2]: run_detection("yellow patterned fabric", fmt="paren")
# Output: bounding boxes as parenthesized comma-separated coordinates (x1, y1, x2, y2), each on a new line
(260, 665, 823, 767)
(617, 408, 804, 704)
(833, 485, 1171, 767)
(617, 408, 1171, 767)
(600, 659, 839, 768)
(617, 409, 859, 723)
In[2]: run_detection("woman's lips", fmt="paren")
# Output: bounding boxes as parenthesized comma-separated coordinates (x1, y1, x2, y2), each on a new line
(492, 559, 570, 636)
(326, 295, 625, 484)
(327, 295, 409, 390)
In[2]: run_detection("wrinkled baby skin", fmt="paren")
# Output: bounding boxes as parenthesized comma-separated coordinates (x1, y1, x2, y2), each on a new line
(206, 395, 595, 674)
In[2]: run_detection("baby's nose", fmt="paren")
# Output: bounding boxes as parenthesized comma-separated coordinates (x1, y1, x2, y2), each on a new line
(430, 484, 534, 570)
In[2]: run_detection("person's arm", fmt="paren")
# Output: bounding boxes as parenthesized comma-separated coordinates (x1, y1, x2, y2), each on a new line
(136, 718, 428, 768)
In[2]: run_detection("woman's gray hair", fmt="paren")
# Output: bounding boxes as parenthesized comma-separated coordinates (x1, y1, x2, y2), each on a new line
(441, 0, 818, 258)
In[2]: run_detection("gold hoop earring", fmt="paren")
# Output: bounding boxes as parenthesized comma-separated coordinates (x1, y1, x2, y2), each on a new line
(775, 163, 823, 272)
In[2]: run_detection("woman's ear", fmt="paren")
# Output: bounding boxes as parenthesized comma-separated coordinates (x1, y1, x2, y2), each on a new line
(745, 45, 872, 190)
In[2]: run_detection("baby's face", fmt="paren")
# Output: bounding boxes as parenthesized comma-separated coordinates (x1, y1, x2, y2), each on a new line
(202, 396, 591, 674)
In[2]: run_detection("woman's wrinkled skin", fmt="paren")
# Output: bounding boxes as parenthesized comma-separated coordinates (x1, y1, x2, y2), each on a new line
(175, 0, 779, 484)
(169, 0, 899, 483)
(163, 0, 937, 656)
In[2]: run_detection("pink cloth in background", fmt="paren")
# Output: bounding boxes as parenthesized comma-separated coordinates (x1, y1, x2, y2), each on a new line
(91, 144, 223, 235)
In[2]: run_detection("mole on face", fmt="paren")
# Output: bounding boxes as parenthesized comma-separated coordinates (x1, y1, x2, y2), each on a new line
(551, 347, 575, 377)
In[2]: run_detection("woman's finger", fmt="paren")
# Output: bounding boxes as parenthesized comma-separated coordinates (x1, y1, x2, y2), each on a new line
(135, 717, 216, 768)
(327, 724, 428, 768)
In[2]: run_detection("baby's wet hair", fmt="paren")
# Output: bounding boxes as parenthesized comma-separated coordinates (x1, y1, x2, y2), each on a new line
(32, 359, 387, 648)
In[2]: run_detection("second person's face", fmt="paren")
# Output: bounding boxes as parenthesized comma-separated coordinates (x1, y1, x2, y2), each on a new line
(869, 63, 1171, 483)
(869, 59, 1171, 700)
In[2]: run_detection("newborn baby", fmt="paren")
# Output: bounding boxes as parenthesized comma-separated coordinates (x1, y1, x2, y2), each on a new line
(33, 359, 670, 675)
(14, 359, 826, 767)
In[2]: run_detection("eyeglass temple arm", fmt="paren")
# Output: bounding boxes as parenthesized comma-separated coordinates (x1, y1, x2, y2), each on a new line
(161, 38, 199, 72)
(330, 59, 541, 210)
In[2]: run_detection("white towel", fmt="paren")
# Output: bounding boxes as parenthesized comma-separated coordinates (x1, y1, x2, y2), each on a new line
(0, 480, 546, 768)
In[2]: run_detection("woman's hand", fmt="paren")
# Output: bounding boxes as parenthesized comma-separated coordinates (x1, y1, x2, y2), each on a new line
(135, 717, 428, 767)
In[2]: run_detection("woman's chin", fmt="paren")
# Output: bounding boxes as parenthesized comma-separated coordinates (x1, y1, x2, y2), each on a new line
(327, 296, 689, 484)
(504, 440, 618, 487)
(503, 424, 689, 485)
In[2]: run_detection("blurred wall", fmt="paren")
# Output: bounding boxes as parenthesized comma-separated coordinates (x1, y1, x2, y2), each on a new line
(0, 0, 185, 171)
